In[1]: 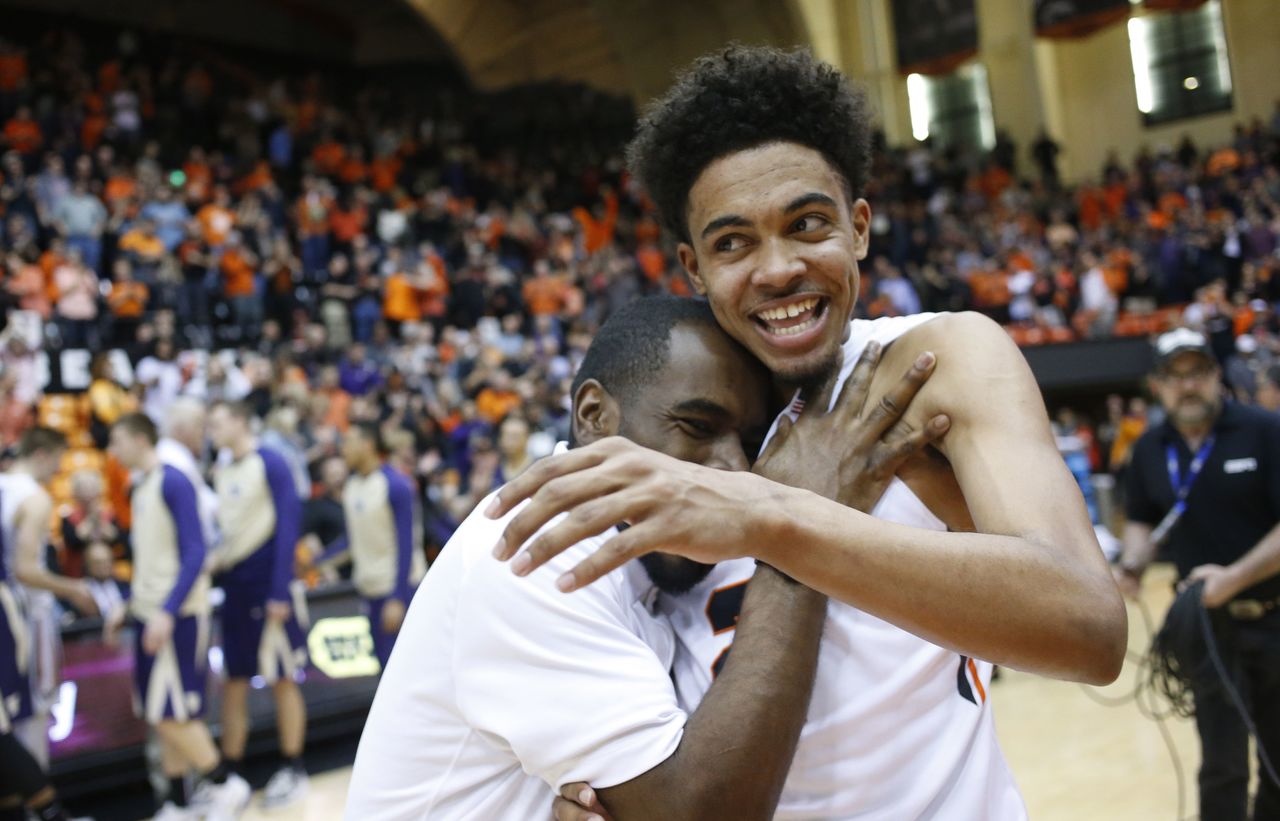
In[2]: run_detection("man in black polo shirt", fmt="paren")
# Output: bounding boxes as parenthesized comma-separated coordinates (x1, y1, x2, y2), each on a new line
(1118, 327, 1280, 821)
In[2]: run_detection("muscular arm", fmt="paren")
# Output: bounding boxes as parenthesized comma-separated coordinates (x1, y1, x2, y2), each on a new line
(758, 314, 1125, 683)
(13, 491, 91, 608)
(599, 567, 824, 820)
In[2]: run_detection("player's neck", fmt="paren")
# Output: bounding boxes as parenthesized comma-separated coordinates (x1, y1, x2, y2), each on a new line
(138, 450, 159, 474)
(230, 436, 257, 460)
(357, 458, 381, 477)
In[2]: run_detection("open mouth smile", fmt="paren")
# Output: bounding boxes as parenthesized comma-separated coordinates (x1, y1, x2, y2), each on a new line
(750, 295, 830, 343)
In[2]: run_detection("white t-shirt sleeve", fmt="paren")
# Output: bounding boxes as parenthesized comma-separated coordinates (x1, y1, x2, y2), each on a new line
(453, 536, 685, 791)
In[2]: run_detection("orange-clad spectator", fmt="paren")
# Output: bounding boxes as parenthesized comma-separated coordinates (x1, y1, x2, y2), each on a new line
(476, 379, 521, 426)
(329, 198, 367, 246)
(523, 261, 570, 317)
(338, 146, 368, 185)
(1103, 181, 1127, 221)
(1157, 190, 1187, 218)
(635, 213, 661, 244)
(383, 270, 422, 324)
(369, 154, 402, 192)
(667, 271, 693, 297)
(5, 249, 51, 319)
(314, 365, 352, 433)
(1078, 186, 1104, 231)
(637, 243, 665, 283)
(0, 44, 27, 94)
(234, 160, 273, 195)
(572, 189, 618, 255)
(979, 163, 1012, 201)
(103, 169, 137, 208)
(1206, 147, 1241, 177)
(106, 261, 149, 319)
(119, 220, 165, 263)
(968, 270, 1012, 310)
(197, 186, 235, 246)
(97, 59, 122, 94)
(106, 259, 149, 346)
(3, 105, 41, 156)
(183, 147, 213, 200)
(312, 137, 346, 177)
(418, 246, 449, 322)
(80, 93, 108, 150)
(221, 241, 256, 299)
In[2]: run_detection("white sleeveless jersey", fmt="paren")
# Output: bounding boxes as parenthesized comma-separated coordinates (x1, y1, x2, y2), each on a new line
(0, 472, 43, 588)
(661, 314, 1027, 820)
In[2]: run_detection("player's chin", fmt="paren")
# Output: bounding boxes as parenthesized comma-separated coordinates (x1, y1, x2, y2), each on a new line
(640, 553, 714, 595)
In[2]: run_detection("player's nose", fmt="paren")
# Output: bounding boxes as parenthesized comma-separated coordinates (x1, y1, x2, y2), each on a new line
(705, 436, 750, 472)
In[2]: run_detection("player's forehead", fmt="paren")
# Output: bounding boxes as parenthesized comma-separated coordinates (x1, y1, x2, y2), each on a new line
(686, 142, 847, 230)
(650, 324, 768, 425)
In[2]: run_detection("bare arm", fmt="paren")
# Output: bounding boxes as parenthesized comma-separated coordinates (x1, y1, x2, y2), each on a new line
(489, 315, 1124, 684)
(761, 313, 1125, 683)
(598, 567, 824, 820)
(13, 491, 98, 616)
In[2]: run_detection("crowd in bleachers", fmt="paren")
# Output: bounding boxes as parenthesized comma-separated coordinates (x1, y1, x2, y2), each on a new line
(1, 18, 1279, 584)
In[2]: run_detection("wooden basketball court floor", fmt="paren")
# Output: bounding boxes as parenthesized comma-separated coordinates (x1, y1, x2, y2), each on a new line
(237, 565, 1215, 821)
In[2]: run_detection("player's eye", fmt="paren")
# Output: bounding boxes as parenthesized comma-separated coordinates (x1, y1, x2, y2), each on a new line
(679, 418, 716, 437)
(714, 234, 747, 253)
(791, 214, 829, 234)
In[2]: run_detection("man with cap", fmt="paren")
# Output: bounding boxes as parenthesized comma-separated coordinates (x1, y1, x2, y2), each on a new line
(1117, 327, 1280, 821)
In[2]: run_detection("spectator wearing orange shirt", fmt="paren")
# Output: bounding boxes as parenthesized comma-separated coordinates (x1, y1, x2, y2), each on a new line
(107, 258, 149, 346)
(220, 233, 261, 340)
(311, 136, 346, 177)
(196, 184, 235, 247)
(0, 41, 28, 118)
(4, 248, 51, 320)
(522, 260, 570, 318)
(3, 105, 41, 158)
(118, 216, 165, 283)
(328, 193, 367, 256)
(572, 188, 618, 256)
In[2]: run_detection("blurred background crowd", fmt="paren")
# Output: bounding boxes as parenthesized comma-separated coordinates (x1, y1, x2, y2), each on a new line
(1, 16, 1279, 599)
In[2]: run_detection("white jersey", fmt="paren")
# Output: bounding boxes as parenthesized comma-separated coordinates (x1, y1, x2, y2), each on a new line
(157, 437, 220, 551)
(0, 472, 43, 592)
(662, 314, 1027, 820)
(345, 482, 685, 820)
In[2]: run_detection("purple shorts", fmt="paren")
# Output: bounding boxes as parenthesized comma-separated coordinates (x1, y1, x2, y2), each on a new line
(220, 583, 309, 682)
(133, 612, 209, 724)
(0, 585, 32, 731)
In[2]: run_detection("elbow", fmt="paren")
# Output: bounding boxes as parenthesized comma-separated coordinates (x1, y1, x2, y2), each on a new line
(1066, 582, 1128, 686)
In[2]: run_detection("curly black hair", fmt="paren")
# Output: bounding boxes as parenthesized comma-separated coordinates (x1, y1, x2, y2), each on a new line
(627, 45, 874, 244)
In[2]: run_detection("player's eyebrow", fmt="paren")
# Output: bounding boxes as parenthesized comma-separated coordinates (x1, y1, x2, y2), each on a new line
(783, 192, 838, 213)
(700, 193, 837, 240)
(700, 214, 751, 240)
(671, 398, 730, 418)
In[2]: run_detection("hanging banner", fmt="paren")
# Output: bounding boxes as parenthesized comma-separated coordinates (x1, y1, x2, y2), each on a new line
(893, 0, 979, 76)
(1034, 0, 1131, 39)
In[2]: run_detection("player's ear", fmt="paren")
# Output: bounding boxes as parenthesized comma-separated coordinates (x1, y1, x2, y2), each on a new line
(573, 379, 622, 444)
(850, 198, 871, 261)
(678, 243, 707, 295)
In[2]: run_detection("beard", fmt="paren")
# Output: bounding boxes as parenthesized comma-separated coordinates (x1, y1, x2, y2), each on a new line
(640, 553, 715, 595)
(1170, 395, 1218, 428)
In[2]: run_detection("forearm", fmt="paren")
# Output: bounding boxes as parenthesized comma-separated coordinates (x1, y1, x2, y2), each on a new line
(601, 567, 825, 820)
(1227, 521, 1280, 592)
(759, 489, 1124, 684)
(1119, 521, 1158, 575)
(14, 563, 82, 602)
(163, 534, 205, 615)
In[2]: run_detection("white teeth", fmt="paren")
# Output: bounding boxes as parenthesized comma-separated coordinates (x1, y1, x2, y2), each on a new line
(771, 315, 820, 336)
(756, 297, 818, 323)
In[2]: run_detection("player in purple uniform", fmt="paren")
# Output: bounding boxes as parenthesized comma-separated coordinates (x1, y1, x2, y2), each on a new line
(108, 413, 250, 821)
(207, 401, 309, 809)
